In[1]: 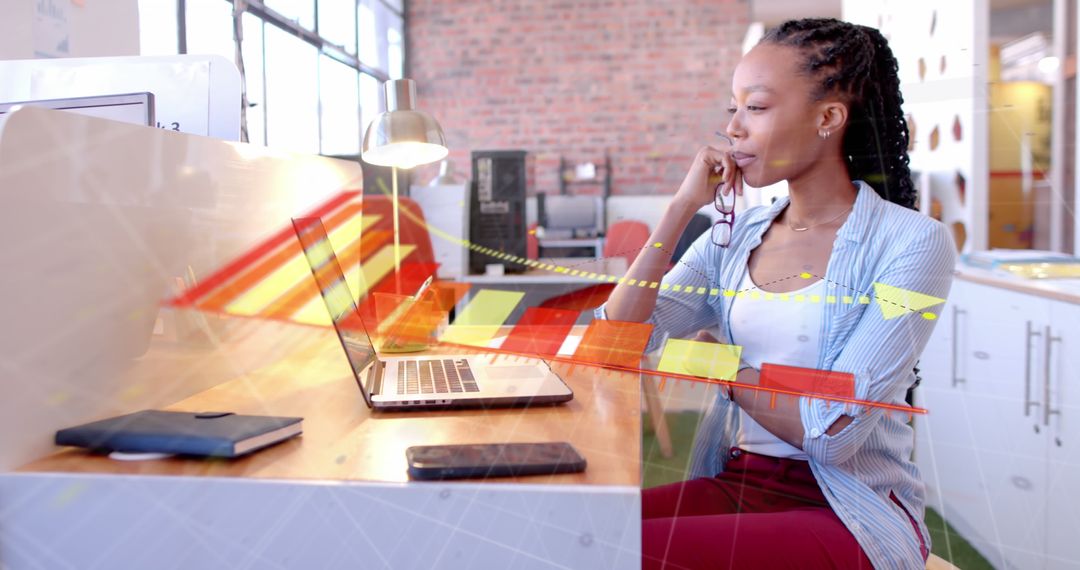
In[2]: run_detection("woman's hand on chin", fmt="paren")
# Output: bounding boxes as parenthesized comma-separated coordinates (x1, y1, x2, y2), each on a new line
(674, 145, 743, 210)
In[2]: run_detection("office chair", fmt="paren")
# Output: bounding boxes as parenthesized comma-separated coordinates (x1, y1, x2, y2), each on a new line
(604, 220, 650, 264)
(670, 213, 712, 266)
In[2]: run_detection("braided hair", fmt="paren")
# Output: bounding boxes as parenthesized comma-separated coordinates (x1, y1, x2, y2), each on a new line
(761, 18, 917, 210)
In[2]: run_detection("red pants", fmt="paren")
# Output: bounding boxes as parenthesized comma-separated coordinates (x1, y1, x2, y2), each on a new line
(642, 448, 874, 569)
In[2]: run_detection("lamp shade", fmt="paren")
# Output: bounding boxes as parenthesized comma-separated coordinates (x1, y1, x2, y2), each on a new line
(362, 79, 448, 169)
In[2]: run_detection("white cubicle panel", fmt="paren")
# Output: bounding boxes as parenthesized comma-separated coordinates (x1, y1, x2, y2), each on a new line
(0, 475, 639, 569)
(410, 183, 468, 278)
(0, 106, 362, 471)
(0, 54, 241, 140)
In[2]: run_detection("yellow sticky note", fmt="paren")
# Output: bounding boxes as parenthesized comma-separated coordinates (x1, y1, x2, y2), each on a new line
(656, 338, 742, 381)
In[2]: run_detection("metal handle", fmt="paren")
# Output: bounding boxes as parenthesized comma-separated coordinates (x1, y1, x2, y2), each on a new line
(1024, 321, 1041, 417)
(951, 306, 967, 387)
(1044, 326, 1062, 426)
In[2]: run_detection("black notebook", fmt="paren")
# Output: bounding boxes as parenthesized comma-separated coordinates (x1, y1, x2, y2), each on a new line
(55, 410, 303, 458)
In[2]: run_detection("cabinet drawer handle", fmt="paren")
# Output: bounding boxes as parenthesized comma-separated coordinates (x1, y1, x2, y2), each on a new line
(1044, 326, 1062, 427)
(1025, 321, 1041, 417)
(973, 351, 989, 360)
(951, 306, 966, 388)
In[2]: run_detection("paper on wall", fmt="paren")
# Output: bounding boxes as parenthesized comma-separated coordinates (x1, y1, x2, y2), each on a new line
(33, 0, 70, 58)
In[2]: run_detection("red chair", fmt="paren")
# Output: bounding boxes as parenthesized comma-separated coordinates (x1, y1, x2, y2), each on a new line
(603, 220, 650, 264)
(537, 220, 651, 313)
(527, 222, 540, 260)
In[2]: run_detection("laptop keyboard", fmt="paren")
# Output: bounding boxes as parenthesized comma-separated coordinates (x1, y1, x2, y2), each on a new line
(398, 359, 479, 395)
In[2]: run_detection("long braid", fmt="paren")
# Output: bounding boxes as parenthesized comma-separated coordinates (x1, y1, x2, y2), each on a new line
(761, 19, 917, 210)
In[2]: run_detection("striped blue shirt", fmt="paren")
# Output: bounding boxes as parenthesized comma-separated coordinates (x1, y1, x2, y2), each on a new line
(599, 181, 956, 569)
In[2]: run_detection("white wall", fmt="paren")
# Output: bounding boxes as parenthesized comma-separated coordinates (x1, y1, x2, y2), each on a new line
(843, 0, 990, 253)
(0, 0, 139, 60)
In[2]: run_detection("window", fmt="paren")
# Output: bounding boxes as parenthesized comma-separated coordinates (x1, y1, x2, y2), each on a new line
(265, 24, 320, 154)
(137, 0, 178, 56)
(241, 12, 267, 146)
(319, 0, 357, 55)
(265, 0, 315, 30)
(320, 55, 361, 156)
(136, 0, 405, 155)
(186, 0, 234, 62)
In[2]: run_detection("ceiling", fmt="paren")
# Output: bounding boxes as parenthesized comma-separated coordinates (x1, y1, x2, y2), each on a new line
(750, 0, 1050, 27)
(750, 0, 841, 27)
(990, 0, 1050, 9)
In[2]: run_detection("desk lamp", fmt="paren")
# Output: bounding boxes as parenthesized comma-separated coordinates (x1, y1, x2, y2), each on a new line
(362, 79, 447, 353)
(362, 78, 448, 276)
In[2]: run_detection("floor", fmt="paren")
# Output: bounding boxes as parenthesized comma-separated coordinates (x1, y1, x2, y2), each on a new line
(641, 411, 995, 570)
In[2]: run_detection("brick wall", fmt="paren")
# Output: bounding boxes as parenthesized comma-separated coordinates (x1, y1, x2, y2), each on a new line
(407, 0, 750, 196)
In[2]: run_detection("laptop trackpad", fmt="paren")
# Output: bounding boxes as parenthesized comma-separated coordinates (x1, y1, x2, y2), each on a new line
(486, 365, 547, 380)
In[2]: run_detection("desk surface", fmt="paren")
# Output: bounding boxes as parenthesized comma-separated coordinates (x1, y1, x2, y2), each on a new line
(460, 257, 628, 285)
(956, 265, 1080, 306)
(19, 320, 641, 487)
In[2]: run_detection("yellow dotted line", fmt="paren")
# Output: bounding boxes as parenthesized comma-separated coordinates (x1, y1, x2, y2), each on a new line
(373, 195, 939, 321)
(457, 240, 890, 301)
(459, 240, 938, 319)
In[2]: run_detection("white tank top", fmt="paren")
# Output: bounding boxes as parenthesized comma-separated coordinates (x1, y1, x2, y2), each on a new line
(728, 269, 825, 460)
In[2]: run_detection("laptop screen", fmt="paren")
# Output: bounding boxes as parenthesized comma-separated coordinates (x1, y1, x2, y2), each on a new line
(292, 217, 378, 406)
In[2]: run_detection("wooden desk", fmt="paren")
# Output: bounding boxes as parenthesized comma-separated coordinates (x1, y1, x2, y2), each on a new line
(2, 320, 642, 568)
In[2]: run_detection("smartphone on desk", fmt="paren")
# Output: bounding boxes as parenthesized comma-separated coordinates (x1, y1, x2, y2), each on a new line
(406, 442, 587, 480)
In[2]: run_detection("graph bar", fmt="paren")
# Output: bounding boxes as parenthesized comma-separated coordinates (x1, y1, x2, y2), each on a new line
(167, 191, 359, 307)
(216, 214, 381, 316)
(573, 320, 654, 369)
(439, 290, 525, 347)
(197, 207, 376, 311)
(291, 244, 416, 326)
(759, 363, 855, 399)
(263, 229, 391, 319)
(500, 307, 579, 357)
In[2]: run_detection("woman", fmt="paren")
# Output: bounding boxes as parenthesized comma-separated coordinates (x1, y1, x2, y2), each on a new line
(600, 18, 956, 569)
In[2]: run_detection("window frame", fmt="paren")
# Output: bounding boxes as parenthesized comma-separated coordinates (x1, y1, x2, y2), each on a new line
(164, 0, 405, 153)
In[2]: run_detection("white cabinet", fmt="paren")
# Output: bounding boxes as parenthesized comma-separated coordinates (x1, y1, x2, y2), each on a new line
(915, 278, 1080, 569)
(915, 299, 999, 553)
(963, 283, 1049, 570)
(1045, 300, 1080, 569)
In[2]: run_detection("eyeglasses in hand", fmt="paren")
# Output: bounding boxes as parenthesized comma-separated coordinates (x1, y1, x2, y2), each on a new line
(710, 181, 736, 248)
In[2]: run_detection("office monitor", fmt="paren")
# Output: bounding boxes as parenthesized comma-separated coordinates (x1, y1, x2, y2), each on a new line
(539, 194, 603, 237)
(0, 92, 155, 127)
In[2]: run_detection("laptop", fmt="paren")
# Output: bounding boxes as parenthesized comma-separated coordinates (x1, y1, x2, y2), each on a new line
(292, 217, 574, 410)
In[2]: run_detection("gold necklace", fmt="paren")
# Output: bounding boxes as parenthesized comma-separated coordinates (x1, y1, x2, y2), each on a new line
(786, 204, 854, 232)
